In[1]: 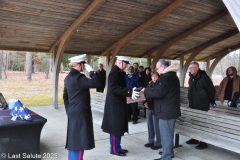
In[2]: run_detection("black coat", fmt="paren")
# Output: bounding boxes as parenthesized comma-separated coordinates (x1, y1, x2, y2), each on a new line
(63, 68, 101, 150)
(97, 69, 106, 89)
(188, 70, 215, 111)
(143, 81, 157, 110)
(144, 72, 181, 120)
(230, 91, 240, 108)
(101, 65, 132, 136)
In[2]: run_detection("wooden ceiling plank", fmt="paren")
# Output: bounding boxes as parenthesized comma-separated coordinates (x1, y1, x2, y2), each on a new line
(101, 0, 187, 56)
(199, 43, 240, 61)
(49, 0, 106, 53)
(0, 46, 48, 53)
(174, 29, 239, 59)
(141, 10, 229, 68)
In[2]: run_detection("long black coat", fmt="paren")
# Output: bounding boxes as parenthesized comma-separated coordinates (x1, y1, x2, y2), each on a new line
(63, 68, 101, 150)
(97, 69, 106, 89)
(101, 65, 132, 136)
(188, 70, 215, 111)
(144, 70, 181, 120)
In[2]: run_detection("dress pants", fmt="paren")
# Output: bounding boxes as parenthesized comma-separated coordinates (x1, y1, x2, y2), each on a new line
(68, 150, 84, 160)
(127, 102, 138, 121)
(110, 134, 122, 153)
(159, 119, 175, 160)
(146, 109, 161, 146)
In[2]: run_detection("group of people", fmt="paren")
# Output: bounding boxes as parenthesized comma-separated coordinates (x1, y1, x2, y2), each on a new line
(62, 54, 240, 160)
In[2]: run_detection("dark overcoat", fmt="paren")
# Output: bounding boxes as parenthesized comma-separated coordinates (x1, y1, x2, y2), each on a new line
(188, 70, 215, 111)
(97, 69, 106, 88)
(63, 68, 101, 150)
(101, 65, 132, 136)
(144, 71, 181, 120)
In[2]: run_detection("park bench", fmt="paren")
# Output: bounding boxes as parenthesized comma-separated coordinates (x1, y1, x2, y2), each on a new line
(90, 91, 144, 113)
(174, 105, 240, 154)
(209, 104, 240, 116)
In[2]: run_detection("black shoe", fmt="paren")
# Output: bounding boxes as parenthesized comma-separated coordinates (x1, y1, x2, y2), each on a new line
(132, 121, 138, 124)
(154, 158, 161, 160)
(158, 151, 174, 158)
(128, 119, 132, 122)
(144, 143, 154, 147)
(151, 145, 162, 150)
(195, 142, 208, 150)
(110, 151, 126, 156)
(121, 149, 128, 153)
(186, 139, 199, 144)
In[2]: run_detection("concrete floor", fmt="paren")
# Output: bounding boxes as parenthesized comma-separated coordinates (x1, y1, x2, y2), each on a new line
(29, 105, 240, 160)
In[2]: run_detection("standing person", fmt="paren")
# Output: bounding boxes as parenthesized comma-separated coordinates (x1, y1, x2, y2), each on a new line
(96, 63, 106, 93)
(143, 60, 181, 160)
(125, 66, 142, 124)
(101, 56, 140, 157)
(186, 61, 215, 150)
(142, 67, 152, 117)
(218, 66, 240, 105)
(63, 54, 102, 160)
(139, 65, 145, 78)
(133, 62, 139, 75)
(143, 71, 161, 150)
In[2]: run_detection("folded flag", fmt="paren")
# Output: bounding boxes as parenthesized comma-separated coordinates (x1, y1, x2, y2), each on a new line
(10, 100, 32, 121)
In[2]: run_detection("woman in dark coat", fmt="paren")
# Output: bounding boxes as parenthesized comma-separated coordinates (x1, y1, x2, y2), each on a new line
(101, 56, 139, 157)
(142, 67, 152, 117)
(63, 54, 101, 160)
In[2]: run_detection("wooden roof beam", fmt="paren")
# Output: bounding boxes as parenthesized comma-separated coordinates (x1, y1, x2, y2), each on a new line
(101, 0, 187, 56)
(49, 0, 106, 53)
(140, 10, 229, 68)
(199, 43, 240, 61)
(173, 29, 239, 60)
(0, 46, 48, 53)
(141, 10, 228, 58)
(208, 43, 240, 76)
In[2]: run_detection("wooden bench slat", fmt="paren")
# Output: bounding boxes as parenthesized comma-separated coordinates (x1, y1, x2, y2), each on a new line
(175, 125, 240, 154)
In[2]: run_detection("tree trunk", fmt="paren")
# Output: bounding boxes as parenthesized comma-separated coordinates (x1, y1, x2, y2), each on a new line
(238, 50, 240, 75)
(0, 50, 3, 80)
(26, 52, 33, 81)
(2, 51, 7, 79)
(45, 54, 50, 79)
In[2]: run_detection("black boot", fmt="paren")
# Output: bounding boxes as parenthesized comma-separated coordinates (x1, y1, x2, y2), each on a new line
(195, 142, 208, 150)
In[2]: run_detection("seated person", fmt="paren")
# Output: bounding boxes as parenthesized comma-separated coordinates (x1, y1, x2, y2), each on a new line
(230, 91, 240, 108)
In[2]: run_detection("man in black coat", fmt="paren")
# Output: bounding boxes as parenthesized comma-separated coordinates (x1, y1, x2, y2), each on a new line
(144, 60, 181, 160)
(101, 56, 139, 157)
(63, 54, 101, 160)
(96, 63, 106, 93)
(186, 61, 215, 150)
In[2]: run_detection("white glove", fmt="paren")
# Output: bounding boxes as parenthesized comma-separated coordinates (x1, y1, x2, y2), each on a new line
(85, 64, 93, 72)
(131, 87, 140, 99)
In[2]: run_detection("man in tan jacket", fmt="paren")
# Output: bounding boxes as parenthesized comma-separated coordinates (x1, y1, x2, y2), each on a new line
(218, 66, 240, 104)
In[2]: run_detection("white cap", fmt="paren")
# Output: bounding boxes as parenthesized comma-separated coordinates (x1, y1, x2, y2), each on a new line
(68, 54, 86, 63)
(116, 56, 130, 64)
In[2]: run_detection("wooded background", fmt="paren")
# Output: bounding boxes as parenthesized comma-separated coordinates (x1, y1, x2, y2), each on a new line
(0, 50, 240, 81)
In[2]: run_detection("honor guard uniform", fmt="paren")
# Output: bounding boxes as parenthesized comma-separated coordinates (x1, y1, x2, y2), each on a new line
(101, 56, 140, 156)
(63, 54, 101, 160)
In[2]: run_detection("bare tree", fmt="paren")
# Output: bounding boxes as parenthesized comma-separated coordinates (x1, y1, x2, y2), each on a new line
(2, 51, 8, 79)
(45, 54, 50, 79)
(26, 52, 33, 81)
(0, 50, 2, 80)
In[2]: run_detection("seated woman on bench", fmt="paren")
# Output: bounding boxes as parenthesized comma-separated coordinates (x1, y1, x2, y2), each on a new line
(230, 91, 240, 108)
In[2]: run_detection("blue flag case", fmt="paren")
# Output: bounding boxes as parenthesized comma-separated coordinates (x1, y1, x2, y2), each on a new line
(10, 100, 32, 121)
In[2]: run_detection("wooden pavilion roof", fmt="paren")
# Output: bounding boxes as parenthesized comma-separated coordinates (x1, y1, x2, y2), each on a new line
(1, 0, 240, 63)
